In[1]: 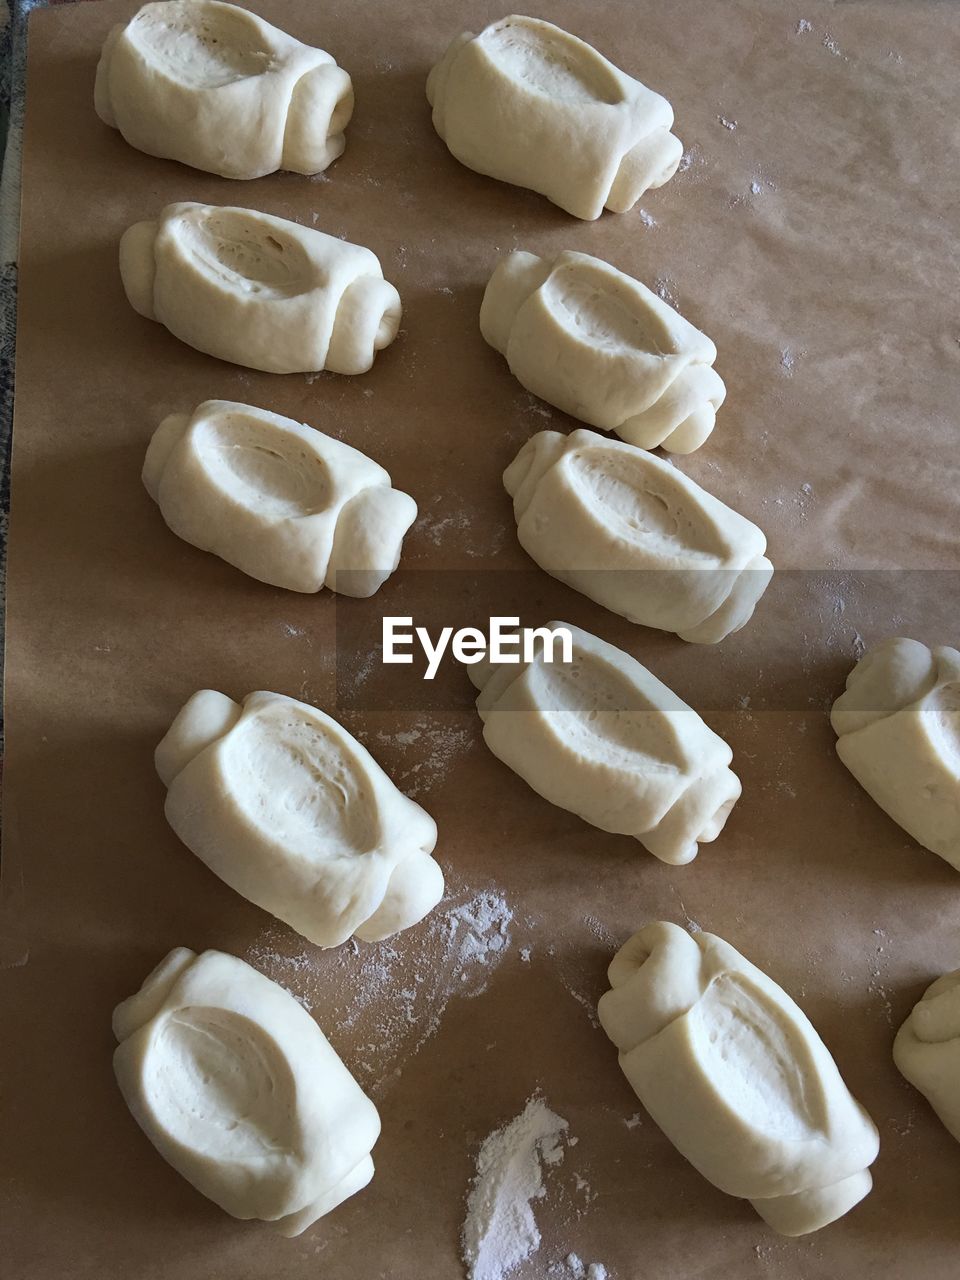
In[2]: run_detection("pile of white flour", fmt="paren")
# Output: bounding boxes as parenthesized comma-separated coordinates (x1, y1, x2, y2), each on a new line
(461, 1096, 569, 1280)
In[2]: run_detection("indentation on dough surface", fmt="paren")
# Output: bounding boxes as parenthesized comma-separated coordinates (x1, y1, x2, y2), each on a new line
(221, 706, 380, 857)
(690, 974, 825, 1141)
(483, 18, 623, 105)
(145, 1006, 297, 1160)
(181, 210, 311, 298)
(130, 3, 273, 89)
(528, 653, 685, 772)
(195, 412, 330, 519)
(565, 446, 726, 567)
(544, 262, 675, 355)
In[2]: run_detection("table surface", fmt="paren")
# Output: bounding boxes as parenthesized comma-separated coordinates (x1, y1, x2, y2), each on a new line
(1, 1, 959, 1278)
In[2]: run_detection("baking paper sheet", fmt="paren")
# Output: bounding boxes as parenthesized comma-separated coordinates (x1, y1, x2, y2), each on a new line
(2, 1, 959, 1276)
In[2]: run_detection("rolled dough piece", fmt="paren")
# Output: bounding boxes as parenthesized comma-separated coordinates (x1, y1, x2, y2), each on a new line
(469, 621, 740, 864)
(120, 202, 401, 374)
(504, 429, 772, 642)
(830, 638, 960, 871)
(481, 249, 726, 453)
(143, 399, 417, 596)
(113, 946, 380, 1234)
(426, 15, 682, 220)
(598, 922, 880, 1235)
(894, 969, 960, 1143)
(156, 690, 443, 947)
(95, 1, 353, 179)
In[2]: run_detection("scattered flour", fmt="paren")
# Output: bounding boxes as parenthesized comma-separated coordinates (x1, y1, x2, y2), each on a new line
(520, 391, 555, 421)
(676, 144, 706, 179)
(242, 939, 316, 1011)
(462, 1096, 569, 1280)
(374, 718, 474, 798)
(583, 916, 617, 947)
(717, 115, 737, 131)
(244, 882, 514, 1095)
(623, 1113, 643, 1130)
(550, 1255, 609, 1280)
(654, 277, 678, 308)
(796, 18, 812, 35)
(416, 497, 509, 558)
(636, 208, 657, 229)
(823, 33, 844, 58)
(867, 932, 895, 1027)
(672, 888, 703, 936)
(340, 644, 379, 694)
(563, 982, 601, 1029)
(780, 347, 798, 375)
(418, 505, 475, 544)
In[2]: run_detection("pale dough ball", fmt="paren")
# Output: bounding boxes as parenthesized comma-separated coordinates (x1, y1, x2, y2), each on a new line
(95, 0, 354, 179)
(113, 947, 380, 1234)
(598, 922, 880, 1235)
(427, 15, 682, 219)
(143, 400, 417, 596)
(831, 638, 960, 871)
(119, 202, 402, 375)
(481, 248, 726, 453)
(503, 428, 772, 642)
(156, 690, 444, 947)
(470, 622, 741, 864)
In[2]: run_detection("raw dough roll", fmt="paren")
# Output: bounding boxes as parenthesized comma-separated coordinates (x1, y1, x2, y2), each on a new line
(113, 947, 380, 1234)
(894, 969, 960, 1143)
(156, 690, 444, 947)
(426, 15, 682, 220)
(120, 202, 402, 375)
(598, 922, 880, 1236)
(143, 399, 417, 596)
(95, 1, 353, 179)
(469, 621, 740, 864)
(831, 638, 960, 871)
(504, 429, 772, 642)
(481, 250, 726, 453)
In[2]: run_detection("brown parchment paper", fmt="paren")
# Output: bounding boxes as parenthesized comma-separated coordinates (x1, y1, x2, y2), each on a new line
(2, 1, 960, 1277)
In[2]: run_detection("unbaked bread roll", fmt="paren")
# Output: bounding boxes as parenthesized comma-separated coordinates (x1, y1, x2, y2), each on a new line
(831, 638, 960, 872)
(481, 250, 725, 453)
(95, 1, 353, 179)
(426, 15, 681, 220)
(156, 690, 443, 947)
(894, 969, 960, 1143)
(120, 202, 401, 374)
(504, 429, 772, 642)
(113, 947, 379, 1234)
(143, 399, 417, 596)
(469, 621, 740, 864)
(598, 922, 880, 1236)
